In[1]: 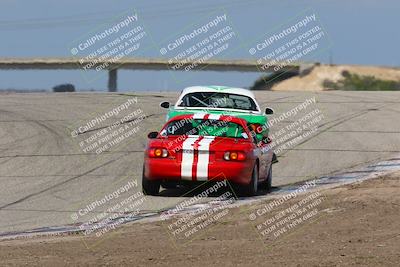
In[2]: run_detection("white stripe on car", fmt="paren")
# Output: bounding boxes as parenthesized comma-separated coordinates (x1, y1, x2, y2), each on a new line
(208, 114, 221, 120)
(181, 135, 200, 180)
(196, 137, 216, 181)
(193, 113, 206, 119)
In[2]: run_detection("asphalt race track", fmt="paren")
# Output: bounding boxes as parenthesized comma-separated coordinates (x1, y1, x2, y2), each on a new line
(1, 91, 399, 234)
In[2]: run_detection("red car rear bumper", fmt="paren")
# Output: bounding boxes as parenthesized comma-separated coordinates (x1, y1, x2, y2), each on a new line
(144, 158, 254, 185)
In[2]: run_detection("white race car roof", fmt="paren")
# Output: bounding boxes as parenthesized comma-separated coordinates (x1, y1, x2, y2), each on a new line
(175, 86, 261, 114)
(180, 86, 256, 99)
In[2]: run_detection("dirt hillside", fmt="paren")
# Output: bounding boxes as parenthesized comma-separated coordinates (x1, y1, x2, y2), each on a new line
(271, 64, 400, 91)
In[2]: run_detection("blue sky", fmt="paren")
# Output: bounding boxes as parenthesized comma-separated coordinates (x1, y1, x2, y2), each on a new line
(0, 0, 398, 91)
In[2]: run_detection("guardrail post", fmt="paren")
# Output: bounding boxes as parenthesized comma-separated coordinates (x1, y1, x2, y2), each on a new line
(108, 68, 117, 92)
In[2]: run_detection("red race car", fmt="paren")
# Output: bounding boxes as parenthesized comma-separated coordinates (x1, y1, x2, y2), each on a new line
(142, 114, 273, 196)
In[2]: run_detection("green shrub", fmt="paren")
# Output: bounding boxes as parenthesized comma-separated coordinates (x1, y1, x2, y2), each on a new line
(324, 71, 400, 91)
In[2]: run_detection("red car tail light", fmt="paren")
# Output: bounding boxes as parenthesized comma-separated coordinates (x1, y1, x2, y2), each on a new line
(149, 148, 169, 158)
(223, 151, 246, 161)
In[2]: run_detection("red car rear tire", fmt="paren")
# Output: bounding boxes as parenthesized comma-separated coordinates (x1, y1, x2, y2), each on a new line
(142, 166, 160, 196)
(244, 163, 258, 196)
(260, 165, 272, 190)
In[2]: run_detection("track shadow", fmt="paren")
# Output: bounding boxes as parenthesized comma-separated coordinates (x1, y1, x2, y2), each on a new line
(158, 184, 280, 198)
(255, 186, 280, 196)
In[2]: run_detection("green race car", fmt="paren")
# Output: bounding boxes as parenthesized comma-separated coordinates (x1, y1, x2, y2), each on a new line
(160, 86, 274, 143)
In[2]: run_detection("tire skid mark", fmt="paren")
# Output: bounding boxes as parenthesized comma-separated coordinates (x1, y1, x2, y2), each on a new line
(278, 101, 396, 158)
(74, 113, 163, 136)
(0, 152, 129, 211)
(0, 150, 142, 159)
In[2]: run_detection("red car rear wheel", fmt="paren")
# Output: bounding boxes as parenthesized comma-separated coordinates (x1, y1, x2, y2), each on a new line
(244, 163, 258, 196)
(142, 166, 160, 196)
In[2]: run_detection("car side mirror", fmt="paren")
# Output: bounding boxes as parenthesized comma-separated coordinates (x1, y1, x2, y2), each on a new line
(147, 131, 158, 139)
(265, 107, 274, 115)
(160, 102, 170, 109)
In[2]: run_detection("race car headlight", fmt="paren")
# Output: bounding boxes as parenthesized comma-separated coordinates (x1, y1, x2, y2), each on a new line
(224, 151, 246, 161)
(149, 148, 169, 158)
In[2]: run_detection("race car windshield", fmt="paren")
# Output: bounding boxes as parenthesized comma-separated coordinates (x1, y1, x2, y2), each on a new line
(160, 119, 249, 139)
(177, 92, 258, 111)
